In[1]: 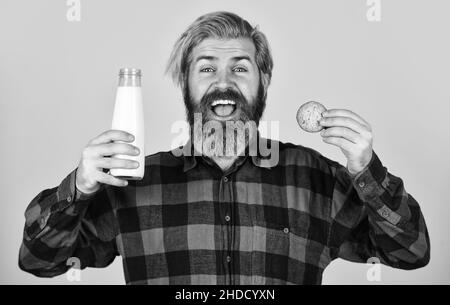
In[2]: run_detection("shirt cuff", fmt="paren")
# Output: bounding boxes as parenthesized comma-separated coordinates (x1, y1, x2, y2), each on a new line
(52, 168, 79, 213)
(53, 167, 101, 212)
(349, 151, 402, 225)
(25, 168, 97, 241)
(350, 151, 386, 195)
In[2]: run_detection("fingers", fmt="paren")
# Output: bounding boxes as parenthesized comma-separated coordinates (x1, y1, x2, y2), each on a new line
(95, 157, 140, 170)
(323, 109, 371, 129)
(319, 109, 374, 175)
(322, 136, 354, 151)
(91, 143, 140, 157)
(319, 116, 368, 135)
(320, 127, 359, 144)
(95, 171, 129, 187)
(89, 130, 135, 145)
(78, 130, 138, 192)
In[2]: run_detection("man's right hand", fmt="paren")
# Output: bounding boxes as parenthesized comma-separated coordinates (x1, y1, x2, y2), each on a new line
(75, 129, 141, 194)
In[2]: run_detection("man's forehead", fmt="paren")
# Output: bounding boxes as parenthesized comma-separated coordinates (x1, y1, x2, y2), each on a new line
(191, 38, 256, 61)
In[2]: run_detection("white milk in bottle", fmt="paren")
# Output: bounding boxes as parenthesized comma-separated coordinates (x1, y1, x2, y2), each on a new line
(110, 68, 145, 180)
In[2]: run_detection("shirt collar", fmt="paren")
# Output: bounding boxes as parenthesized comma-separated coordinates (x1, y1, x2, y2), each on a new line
(172, 136, 277, 173)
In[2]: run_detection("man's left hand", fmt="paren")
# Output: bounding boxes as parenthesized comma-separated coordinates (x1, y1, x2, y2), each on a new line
(319, 109, 373, 176)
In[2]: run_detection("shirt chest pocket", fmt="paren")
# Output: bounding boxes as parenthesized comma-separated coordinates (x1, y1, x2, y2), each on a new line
(250, 217, 310, 284)
(252, 220, 292, 254)
(250, 208, 331, 284)
(251, 216, 312, 254)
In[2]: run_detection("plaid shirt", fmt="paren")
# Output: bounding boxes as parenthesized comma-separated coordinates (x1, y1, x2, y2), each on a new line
(19, 139, 430, 284)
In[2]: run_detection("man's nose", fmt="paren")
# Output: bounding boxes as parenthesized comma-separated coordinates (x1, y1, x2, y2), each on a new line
(214, 70, 233, 90)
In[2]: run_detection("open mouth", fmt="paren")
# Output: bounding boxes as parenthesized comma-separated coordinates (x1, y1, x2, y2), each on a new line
(210, 99, 237, 118)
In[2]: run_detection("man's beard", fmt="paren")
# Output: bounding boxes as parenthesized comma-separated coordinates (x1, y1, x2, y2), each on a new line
(184, 83, 266, 158)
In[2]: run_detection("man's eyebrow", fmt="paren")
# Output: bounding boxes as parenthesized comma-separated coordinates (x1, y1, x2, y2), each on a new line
(194, 55, 218, 63)
(194, 55, 253, 63)
(231, 55, 252, 62)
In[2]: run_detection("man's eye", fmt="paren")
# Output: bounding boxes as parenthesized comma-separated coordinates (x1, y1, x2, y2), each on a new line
(233, 67, 247, 72)
(200, 68, 215, 72)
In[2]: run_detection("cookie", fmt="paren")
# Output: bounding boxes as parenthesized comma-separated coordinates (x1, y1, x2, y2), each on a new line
(296, 101, 327, 133)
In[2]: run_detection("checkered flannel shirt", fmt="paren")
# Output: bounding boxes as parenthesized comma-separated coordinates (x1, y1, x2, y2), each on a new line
(19, 140, 430, 284)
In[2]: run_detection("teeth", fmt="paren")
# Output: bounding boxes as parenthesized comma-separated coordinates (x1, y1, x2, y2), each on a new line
(211, 100, 236, 107)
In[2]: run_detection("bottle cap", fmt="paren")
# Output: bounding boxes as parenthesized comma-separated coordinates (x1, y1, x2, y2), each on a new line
(119, 68, 142, 77)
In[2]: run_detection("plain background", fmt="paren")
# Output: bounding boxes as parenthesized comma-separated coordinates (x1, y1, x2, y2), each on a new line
(1, 0, 449, 284)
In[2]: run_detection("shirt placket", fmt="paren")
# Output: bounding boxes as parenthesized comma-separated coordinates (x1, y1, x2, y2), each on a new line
(219, 173, 235, 285)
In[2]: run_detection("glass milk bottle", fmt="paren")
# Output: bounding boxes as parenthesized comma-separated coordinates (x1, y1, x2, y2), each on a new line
(110, 68, 145, 180)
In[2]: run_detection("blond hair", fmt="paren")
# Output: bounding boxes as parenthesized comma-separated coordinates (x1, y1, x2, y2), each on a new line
(166, 11, 273, 90)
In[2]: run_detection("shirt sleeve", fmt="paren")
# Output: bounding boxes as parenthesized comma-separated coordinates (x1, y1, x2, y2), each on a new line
(18, 168, 118, 278)
(327, 151, 430, 269)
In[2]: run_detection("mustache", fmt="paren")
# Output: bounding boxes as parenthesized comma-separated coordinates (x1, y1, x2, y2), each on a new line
(200, 88, 247, 109)
(184, 83, 267, 125)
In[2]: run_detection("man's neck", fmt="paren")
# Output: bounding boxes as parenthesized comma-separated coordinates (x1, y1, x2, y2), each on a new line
(210, 155, 239, 172)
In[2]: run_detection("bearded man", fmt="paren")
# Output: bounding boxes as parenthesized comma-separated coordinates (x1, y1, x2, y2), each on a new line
(19, 11, 429, 285)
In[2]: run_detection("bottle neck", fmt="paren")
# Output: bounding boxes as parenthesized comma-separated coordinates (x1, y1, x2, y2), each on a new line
(118, 75, 141, 87)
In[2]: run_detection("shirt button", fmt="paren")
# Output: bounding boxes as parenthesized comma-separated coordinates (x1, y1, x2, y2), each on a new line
(283, 227, 290, 234)
(66, 196, 72, 202)
(358, 181, 365, 188)
(226, 256, 232, 263)
(225, 215, 231, 222)
(223, 176, 228, 182)
(381, 210, 390, 218)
